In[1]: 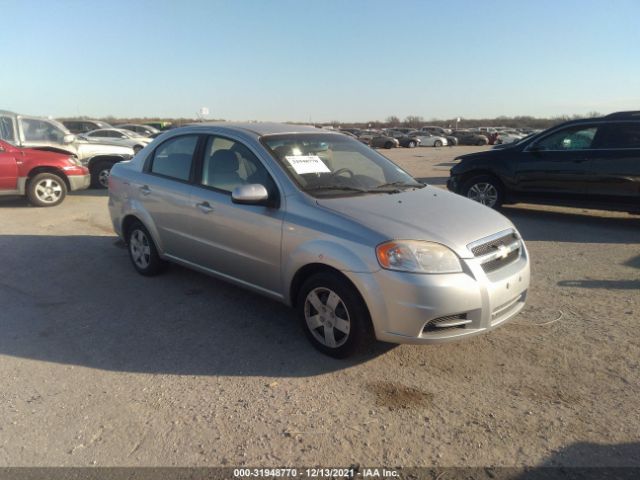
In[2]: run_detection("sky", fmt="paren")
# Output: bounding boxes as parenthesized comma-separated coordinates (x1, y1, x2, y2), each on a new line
(1, 0, 639, 122)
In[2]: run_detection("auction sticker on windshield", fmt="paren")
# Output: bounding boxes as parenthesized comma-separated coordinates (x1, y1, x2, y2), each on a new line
(285, 155, 331, 174)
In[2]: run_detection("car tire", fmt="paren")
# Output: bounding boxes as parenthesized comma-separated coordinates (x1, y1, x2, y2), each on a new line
(26, 172, 67, 207)
(91, 161, 114, 189)
(461, 174, 504, 208)
(297, 272, 374, 358)
(133, 145, 143, 154)
(477, 139, 488, 146)
(434, 140, 443, 147)
(384, 141, 393, 149)
(127, 221, 167, 276)
(408, 140, 416, 148)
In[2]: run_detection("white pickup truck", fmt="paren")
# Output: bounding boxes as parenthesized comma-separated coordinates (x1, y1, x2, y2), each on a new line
(0, 110, 135, 188)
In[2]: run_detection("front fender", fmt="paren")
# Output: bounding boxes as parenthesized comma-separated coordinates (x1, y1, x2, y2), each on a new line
(282, 239, 379, 304)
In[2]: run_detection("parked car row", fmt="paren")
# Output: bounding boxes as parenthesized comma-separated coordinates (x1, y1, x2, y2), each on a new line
(338, 126, 496, 148)
(0, 110, 134, 194)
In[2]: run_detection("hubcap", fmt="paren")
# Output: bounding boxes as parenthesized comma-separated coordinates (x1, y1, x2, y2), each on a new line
(98, 169, 110, 188)
(34, 178, 63, 203)
(130, 229, 151, 269)
(304, 287, 351, 348)
(467, 183, 498, 207)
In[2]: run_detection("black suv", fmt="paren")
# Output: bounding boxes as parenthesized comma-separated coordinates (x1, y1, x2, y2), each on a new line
(447, 111, 640, 213)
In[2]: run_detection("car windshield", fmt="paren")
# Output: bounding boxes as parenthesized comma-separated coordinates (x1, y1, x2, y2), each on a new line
(262, 133, 424, 196)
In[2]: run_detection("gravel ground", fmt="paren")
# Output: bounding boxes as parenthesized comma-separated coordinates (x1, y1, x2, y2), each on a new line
(0, 145, 638, 468)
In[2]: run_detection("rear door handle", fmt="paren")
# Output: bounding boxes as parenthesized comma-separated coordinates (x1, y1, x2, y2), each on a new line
(196, 201, 214, 213)
(139, 185, 151, 196)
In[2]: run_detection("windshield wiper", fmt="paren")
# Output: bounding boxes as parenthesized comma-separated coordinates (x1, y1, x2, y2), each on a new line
(372, 181, 426, 190)
(305, 185, 370, 193)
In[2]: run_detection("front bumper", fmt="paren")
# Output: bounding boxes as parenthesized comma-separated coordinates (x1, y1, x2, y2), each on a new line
(446, 175, 459, 192)
(68, 173, 91, 191)
(350, 242, 530, 344)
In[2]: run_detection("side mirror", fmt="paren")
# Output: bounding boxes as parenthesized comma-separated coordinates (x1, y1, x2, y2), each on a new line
(63, 133, 76, 144)
(232, 184, 269, 205)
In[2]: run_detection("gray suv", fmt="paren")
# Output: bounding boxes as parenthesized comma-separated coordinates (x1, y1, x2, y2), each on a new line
(108, 123, 530, 357)
(0, 110, 134, 188)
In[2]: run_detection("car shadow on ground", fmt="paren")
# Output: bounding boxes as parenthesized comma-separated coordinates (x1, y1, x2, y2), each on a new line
(69, 188, 108, 197)
(0, 234, 394, 377)
(501, 206, 640, 244)
(0, 197, 32, 208)
(515, 441, 640, 478)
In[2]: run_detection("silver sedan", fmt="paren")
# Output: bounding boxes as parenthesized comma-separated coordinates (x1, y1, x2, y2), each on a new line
(108, 123, 530, 357)
(81, 128, 152, 153)
(410, 132, 449, 147)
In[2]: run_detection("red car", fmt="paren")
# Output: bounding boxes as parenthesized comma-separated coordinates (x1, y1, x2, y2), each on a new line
(0, 140, 90, 206)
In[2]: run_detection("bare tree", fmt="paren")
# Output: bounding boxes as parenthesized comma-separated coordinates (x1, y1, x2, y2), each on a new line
(404, 115, 424, 128)
(385, 115, 401, 127)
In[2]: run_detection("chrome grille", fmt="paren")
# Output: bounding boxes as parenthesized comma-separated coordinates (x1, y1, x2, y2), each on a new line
(482, 249, 520, 273)
(471, 232, 519, 257)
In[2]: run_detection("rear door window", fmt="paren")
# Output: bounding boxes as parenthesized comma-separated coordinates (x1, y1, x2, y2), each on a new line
(0, 116, 16, 143)
(595, 123, 640, 149)
(150, 135, 199, 181)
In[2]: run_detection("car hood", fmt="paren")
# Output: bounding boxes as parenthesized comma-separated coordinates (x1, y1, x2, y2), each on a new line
(316, 186, 515, 258)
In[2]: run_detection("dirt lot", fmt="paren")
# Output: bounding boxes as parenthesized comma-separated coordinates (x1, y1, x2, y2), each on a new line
(0, 145, 638, 468)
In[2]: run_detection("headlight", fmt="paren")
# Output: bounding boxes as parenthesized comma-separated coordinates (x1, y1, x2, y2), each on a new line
(376, 240, 462, 274)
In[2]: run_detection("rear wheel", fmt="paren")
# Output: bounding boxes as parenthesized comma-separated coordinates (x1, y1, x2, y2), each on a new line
(434, 140, 443, 147)
(384, 141, 393, 149)
(408, 140, 417, 148)
(297, 272, 373, 358)
(91, 161, 114, 189)
(27, 173, 67, 207)
(462, 175, 504, 208)
(127, 221, 167, 276)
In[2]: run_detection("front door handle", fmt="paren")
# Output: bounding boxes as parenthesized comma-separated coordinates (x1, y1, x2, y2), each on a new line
(139, 185, 151, 196)
(196, 201, 214, 213)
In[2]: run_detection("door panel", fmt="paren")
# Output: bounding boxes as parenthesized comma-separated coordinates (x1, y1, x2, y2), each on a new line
(187, 134, 284, 295)
(513, 150, 590, 197)
(587, 150, 640, 204)
(513, 125, 597, 200)
(586, 123, 640, 206)
(0, 151, 19, 190)
(138, 134, 201, 256)
(189, 188, 283, 294)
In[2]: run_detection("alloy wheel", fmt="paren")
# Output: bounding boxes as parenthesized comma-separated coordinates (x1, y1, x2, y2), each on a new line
(130, 229, 151, 269)
(34, 178, 63, 204)
(467, 182, 498, 207)
(304, 287, 351, 348)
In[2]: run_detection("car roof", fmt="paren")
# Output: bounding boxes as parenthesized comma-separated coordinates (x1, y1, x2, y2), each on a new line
(184, 122, 326, 137)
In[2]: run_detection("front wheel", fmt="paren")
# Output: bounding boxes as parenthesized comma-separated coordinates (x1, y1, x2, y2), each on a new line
(384, 141, 393, 149)
(91, 161, 115, 189)
(461, 175, 504, 208)
(297, 272, 373, 358)
(26, 172, 67, 207)
(408, 140, 417, 148)
(434, 140, 443, 147)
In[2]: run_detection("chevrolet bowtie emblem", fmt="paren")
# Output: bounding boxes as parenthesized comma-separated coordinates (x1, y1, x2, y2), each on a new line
(495, 244, 509, 259)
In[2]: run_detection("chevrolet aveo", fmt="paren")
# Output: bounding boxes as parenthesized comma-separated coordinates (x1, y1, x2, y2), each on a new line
(108, 123, 530, 357)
